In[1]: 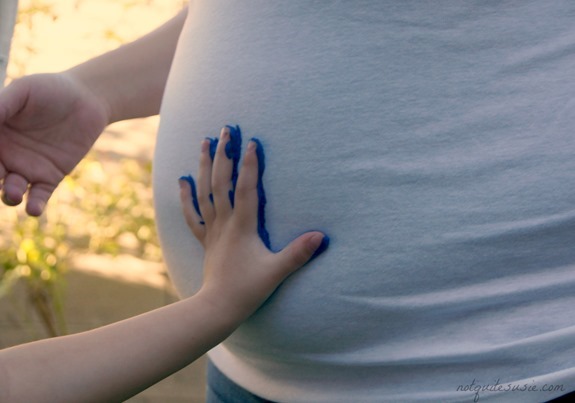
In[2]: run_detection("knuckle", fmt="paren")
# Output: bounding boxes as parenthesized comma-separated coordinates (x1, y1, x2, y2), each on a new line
(211, 181, 227, 192)
(197, 192, 211, 204)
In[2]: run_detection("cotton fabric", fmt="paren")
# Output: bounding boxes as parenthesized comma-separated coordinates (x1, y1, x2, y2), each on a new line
(154, 2, 575, 401)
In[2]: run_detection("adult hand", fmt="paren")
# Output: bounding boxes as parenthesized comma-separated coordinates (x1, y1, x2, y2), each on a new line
(0, 72, 110, 216)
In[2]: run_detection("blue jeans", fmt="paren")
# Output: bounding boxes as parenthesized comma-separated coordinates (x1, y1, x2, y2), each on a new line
(206, 360, 274, 403)
(548, 390, 575, 402)
(205, 359, 575, 403)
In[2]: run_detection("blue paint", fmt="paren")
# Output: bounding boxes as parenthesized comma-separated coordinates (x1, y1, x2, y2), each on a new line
(225, 125, 242, 191)
(180, 125, 324, 253)
(309, 234, 330, 262)
(179, 175, 202, 221)
(225, 125, 242, 159)
(228, 190, 235, 208)
(250, 137, 271, 250)
(208, 137, 218, 160)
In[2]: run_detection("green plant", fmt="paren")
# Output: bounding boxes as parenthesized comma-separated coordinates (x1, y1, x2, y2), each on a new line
(65, 155, 161, 261)
(0, 153, 160, 337)
(0, 212, 69, 337)
(2, 0, 179, 339)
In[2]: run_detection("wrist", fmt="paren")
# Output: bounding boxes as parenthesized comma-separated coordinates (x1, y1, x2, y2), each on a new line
(64, 8, 187, 124)
(65, 58, 161, 124)
(194, 286, 254, 334)
(64, 67, 115, 126)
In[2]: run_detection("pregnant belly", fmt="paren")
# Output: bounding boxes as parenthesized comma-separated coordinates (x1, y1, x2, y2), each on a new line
(152, 0, 575, 360)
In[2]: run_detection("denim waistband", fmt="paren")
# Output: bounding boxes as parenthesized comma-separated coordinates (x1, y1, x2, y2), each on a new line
(206, 359, 274, 403)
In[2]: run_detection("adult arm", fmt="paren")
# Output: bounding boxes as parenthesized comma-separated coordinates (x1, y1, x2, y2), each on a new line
(0, 8, 187, 216)
(67, 7, 188, 123)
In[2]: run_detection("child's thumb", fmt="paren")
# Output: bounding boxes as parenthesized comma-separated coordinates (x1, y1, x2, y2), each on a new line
(276, 232, 330, 275)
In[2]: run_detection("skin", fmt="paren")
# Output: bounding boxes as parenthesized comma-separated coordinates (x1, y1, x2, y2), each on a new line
(0, 9, 328, 401)
(0, 127, 327, 403)
(0, 8, 188, 216)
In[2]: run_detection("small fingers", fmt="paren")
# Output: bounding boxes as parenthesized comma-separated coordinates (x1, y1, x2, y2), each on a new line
(186, 128, 270, 249)
(179, 175, 203, 220)
(211, 127, 235, 219)
(234, 140, 259, 231)
(179, 176, 206, 241)
(275, 232, 330, 276)
(225, 125, 242, 192)
(234, 138, 271, 249)
(197, 138, 215, 224)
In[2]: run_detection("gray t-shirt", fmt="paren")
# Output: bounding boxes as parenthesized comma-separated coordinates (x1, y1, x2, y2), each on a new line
(154, 1, 575, 401)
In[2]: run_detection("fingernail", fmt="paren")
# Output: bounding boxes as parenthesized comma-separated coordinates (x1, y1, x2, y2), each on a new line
(220, 127, 230, 139)
(201, 138, 210, 153)
(2, 193, 19, 206)
(247, 141, 256, 152)
(178, 176, 188, 189)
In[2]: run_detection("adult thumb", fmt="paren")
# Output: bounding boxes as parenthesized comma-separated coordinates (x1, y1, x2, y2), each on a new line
(276, 232, 330, 275)
(0, 76, 28, 123)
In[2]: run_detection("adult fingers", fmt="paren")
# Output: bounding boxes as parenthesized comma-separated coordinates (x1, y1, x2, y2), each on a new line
(26, 182, 54, 217)
(0, 77, 29, 124)
(1, 172, 28, 207)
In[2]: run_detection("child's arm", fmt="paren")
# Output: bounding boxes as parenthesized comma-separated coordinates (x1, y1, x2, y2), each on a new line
(0, 127, 328, 403)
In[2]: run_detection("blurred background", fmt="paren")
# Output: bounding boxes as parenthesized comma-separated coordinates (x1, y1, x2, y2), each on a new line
(0, 1, 207, 401)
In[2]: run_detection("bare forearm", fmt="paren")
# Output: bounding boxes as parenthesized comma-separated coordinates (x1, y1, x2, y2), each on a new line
(0, 291, 237, 403)
(67, 7, 188, 124)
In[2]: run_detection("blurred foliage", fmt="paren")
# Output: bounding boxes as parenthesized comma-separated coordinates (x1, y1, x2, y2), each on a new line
(1, 0, 180, 338)
(0, 212, 69, 337)
(65, 158, 161, 261)
(16, 0, 58, 27)
(8, 0, 187, 77)
(62, 156, 160, 261)
(8, 0, 57, 77)
(0, 154, 160, 337)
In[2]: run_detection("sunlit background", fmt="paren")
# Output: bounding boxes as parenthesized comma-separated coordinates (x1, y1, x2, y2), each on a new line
(1, 1, 206, 401)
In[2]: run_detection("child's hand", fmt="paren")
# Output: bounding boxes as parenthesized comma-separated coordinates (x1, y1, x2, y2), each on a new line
(179, 127, 329, 324)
